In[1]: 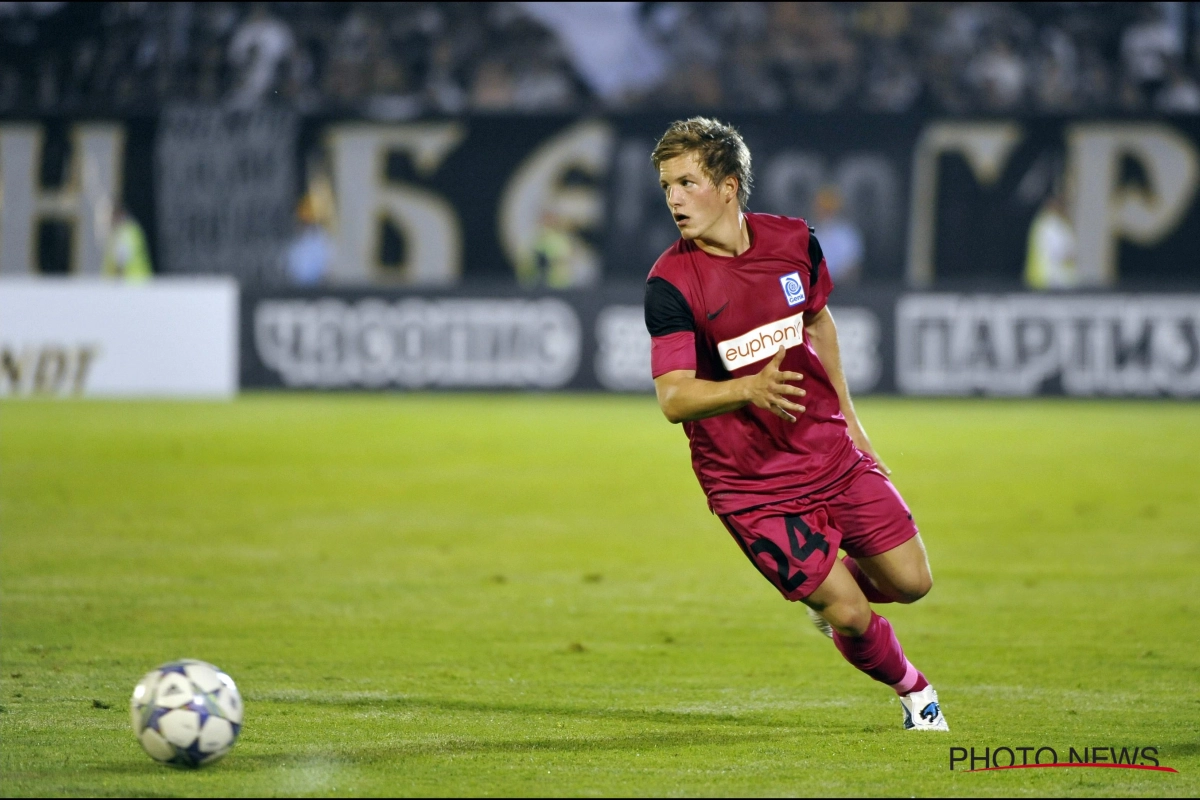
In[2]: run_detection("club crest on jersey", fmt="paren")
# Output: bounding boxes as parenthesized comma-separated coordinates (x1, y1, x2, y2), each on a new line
(779, 272, 806, 306)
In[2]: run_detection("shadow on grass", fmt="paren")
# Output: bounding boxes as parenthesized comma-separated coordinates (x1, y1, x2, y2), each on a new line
(3, 766, 204, 797)
(1167, 741, 1200, 757)
(243, 690, 852, 733)
(87, 725, 795, 777)
(66, 694, 883, 781)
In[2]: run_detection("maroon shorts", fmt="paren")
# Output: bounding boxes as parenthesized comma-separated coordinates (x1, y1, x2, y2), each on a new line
(719, 462, 918, 602)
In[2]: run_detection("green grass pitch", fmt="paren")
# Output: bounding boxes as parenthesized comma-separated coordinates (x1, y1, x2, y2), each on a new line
(2, 395, 1198, 797)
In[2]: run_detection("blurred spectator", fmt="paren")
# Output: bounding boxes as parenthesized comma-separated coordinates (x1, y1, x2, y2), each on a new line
(365, 54, 421, 120)
(645, 3, 722, 74)
(852, 1, 913, 42)
(2, 1, 1195, 117)
(862, 43, 921, 112)
(764, 2, 859, 112)
(1074, 43, 1114, 110)
(285, 195, 333, 286)
(969, 37, 1027, 110)
(1032, 26, 1078, 111)
(1120, 3, 1183, 102)
(519, 1, 666, 105)
(709, 4, 776, 110)
(518, 211, 574, 288)
(1155, 58, 1200, 113)
(923, 4, 979, 113)
(723, 39, 784, 110)
(102, 205, 152, 282)
(512, 53, 577, 111)
(424, 39, 468, 114)
(1024, 185, 1078, 290)
(470, 59, 516, 111)
(323, 10, 374, 109)
(792, 3, 860, 111)
(653, 59, 724, 109)
(227, 3, 294, 108)
(813, 186, 864, 286)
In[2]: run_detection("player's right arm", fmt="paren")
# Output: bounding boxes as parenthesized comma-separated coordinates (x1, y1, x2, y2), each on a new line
(645, 275, 806, 424)
(654, 348, 806, 424)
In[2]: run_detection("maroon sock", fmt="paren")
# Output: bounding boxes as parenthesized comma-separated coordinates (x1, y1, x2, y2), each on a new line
(843, 555, 895, 604)
(832, 612, 929, 695)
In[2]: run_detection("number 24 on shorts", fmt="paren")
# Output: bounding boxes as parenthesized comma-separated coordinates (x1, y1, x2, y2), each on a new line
(751, 514, 829, 593)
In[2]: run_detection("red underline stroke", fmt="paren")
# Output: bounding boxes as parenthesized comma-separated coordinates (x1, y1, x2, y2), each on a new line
(967, 762, 1178, 774)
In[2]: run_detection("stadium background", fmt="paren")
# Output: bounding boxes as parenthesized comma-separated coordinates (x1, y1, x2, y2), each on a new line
(2, 1, 1200, 399)
(2, 3, 1199, 797)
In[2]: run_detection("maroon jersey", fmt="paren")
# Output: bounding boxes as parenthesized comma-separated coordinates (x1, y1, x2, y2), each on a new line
(644, 212, 862, 514)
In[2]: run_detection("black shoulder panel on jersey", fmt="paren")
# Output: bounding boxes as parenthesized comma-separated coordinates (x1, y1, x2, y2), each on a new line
(807, 226, 824, 287)
(645, 277, 695, 337)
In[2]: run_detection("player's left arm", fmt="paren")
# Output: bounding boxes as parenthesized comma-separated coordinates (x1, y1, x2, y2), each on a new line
(803, 306, 891, 475)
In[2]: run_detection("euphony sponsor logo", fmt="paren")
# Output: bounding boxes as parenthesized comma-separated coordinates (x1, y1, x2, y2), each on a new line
(718, 311, 807, 372)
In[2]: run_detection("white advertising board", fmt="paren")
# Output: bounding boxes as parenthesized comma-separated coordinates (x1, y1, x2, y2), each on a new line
(253, 296, 580, 389)
(897, 294, 1200, 397)
(0, 278, 238, 397)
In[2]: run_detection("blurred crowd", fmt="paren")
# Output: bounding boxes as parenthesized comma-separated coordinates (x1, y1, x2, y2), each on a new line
(2, 1, 1200, 116)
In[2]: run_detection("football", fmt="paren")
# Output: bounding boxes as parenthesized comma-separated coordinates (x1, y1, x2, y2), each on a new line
(129, 659, 243, 768)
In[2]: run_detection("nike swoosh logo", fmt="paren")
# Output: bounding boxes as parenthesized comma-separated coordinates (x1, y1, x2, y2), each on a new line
(707, 302, 729, 321)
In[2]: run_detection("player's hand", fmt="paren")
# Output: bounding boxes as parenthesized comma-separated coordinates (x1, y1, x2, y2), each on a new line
(746, 346, 806, 422)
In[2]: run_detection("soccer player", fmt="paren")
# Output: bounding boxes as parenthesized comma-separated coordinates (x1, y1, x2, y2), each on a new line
(643, 118, 948, 731)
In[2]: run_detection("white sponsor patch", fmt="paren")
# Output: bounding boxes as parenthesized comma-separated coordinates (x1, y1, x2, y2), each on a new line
(718, 311, 807, 371)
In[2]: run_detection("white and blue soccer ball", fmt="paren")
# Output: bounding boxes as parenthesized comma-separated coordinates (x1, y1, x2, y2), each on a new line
(130, 659, 243, 768)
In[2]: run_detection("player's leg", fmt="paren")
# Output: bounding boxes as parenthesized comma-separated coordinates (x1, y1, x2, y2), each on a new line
(800, 555, 871, 636)
(806, 540, 930, 632)
(721, 501, 947, 730)
(821, 467, 948, 730)
(850, 534, 933, 604)
(804, 560, 947, 730)
(804, 559, 925, 690)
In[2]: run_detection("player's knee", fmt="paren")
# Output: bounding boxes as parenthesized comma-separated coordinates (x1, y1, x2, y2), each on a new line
(825, 602, 872, 637)
(895, 573, 933, 604)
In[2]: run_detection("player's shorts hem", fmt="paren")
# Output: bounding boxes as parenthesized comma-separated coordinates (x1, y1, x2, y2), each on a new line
(847, 524, 918, 559)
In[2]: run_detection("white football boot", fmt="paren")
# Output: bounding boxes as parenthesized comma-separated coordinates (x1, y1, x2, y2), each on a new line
(900, 685, 949, 731)
(806, 606, 833, 638)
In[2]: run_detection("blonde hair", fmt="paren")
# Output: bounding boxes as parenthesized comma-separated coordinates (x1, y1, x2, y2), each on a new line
(651, 117, 753, 208)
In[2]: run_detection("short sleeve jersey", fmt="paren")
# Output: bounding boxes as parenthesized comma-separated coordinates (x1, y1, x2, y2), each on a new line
(644, 212, 861, 514)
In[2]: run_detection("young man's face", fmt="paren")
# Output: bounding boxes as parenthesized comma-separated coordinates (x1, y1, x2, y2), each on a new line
(658, 152, 736, 241)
